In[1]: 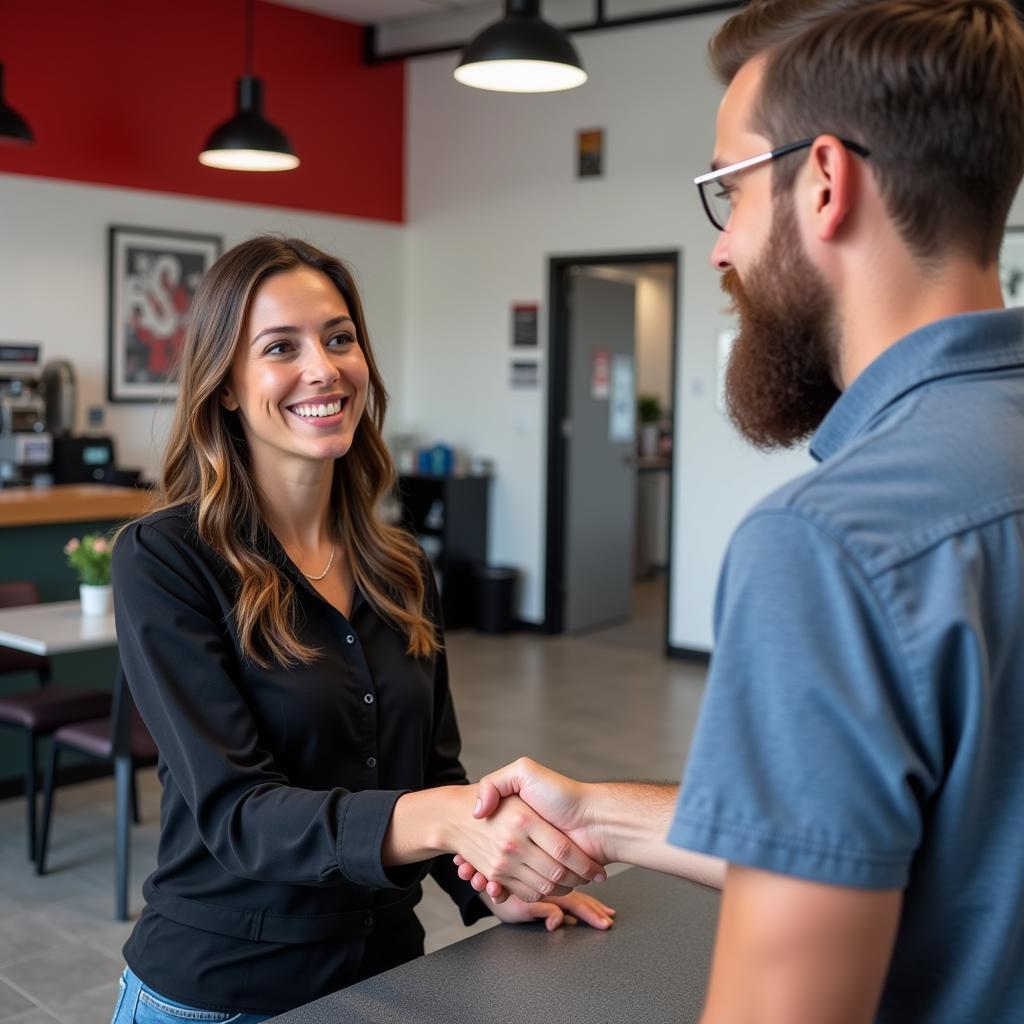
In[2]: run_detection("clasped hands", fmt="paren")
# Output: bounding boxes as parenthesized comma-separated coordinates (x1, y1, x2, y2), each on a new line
(450, 758, 614, 931)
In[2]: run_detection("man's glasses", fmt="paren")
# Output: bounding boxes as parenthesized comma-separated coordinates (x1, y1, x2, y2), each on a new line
(694, 137, 871, 233)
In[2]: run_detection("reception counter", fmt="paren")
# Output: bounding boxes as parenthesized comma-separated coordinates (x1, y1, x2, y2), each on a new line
(0, 483, 153, 528)
(269, 868, 720, 1024)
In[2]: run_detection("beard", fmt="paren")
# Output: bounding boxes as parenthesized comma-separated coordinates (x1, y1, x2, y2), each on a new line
(721, 194, 842, 450)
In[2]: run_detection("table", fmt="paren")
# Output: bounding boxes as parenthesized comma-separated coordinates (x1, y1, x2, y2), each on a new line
(0, 599, 116, 655)
(0, 599, 134, 916)
(268, 868, 721, 1024)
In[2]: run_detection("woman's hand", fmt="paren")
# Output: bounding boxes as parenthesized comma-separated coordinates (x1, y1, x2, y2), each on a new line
(487, 890, 616, 932)
(384, 786, 605, 904)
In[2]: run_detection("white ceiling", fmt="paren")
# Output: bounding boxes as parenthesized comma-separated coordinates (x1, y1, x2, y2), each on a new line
(270, 0, 484, 24)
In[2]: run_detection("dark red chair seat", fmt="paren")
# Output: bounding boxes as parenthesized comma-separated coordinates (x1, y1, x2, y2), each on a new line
(53, 713, 157, 762)
(0, 688, 111, 732)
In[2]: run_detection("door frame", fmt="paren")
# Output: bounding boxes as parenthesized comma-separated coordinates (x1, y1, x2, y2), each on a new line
(543, 249, 682, 654)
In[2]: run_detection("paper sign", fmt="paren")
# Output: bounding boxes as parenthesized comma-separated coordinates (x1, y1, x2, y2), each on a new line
(592, 350, 610, 399)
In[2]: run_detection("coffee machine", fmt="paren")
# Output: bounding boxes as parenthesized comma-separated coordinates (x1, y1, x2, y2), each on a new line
(0, 342, 52, 487)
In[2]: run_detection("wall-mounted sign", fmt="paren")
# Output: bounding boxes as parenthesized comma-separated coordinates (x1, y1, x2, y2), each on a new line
(577, 128, 604, 178)
(610, 354, 635, 443)
(511, 360, 540, 389)
(591, 349, 610, 399)
(512, 303, 539, 347)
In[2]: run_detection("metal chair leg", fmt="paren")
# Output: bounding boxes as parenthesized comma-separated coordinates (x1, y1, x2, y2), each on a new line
(37, 742, 60, 876)
(115, 755, 131, 921)
(25, 732, 37, 862)
(130, 769, 141, 825)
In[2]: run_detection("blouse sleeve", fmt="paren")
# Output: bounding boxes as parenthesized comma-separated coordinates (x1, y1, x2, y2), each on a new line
(418, 565, 492, 924)
(113, 518, 421, 890)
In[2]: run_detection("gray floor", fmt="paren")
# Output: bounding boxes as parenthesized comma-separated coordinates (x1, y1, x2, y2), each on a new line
(0, 584, 706, 1024)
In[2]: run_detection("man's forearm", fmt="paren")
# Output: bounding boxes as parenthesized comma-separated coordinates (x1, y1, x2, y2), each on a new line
(586, 782, 725, 889)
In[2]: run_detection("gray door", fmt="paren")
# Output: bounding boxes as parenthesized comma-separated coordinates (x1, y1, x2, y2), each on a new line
(564, 270, 637, 632)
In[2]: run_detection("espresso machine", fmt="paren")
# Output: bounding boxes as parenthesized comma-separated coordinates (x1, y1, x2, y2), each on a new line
(0, 342, 52, 487)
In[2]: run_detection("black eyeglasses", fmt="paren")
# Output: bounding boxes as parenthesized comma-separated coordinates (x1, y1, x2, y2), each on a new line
(694, 137, 871, 233)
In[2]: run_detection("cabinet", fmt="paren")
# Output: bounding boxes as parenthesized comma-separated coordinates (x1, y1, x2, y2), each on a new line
(396, 475, 490, 629)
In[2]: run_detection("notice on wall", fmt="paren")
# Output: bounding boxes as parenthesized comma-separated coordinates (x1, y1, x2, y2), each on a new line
(512, 303, 539, 347)
(610, 354, 635, 443)
(716, 328, 737, 413)
(591, 349, 611, 399)
(510, 360, 540, 389)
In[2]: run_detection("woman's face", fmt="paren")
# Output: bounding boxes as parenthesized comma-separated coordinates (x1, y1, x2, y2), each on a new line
(220, 266, 370, 473)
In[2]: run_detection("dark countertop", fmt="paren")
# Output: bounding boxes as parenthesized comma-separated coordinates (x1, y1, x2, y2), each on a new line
(268, 867, 721, 1024)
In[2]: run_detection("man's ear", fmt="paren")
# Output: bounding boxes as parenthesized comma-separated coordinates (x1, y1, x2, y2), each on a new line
(807, 134, 856, 241)
(219, 385, 239, 412)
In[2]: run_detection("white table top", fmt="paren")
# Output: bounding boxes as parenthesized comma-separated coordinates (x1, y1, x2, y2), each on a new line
(0, 600, 117, 655)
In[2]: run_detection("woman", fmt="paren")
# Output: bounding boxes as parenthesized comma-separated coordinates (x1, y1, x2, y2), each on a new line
(110, 236, 613, 1023)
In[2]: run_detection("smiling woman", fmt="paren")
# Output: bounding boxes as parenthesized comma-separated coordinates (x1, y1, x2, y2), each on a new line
(105, 236, 614, 1021)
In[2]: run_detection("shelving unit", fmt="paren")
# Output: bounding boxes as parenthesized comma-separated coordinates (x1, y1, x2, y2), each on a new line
(396, 475, 490, 629)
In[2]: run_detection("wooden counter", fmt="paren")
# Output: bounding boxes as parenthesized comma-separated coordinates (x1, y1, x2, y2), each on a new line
(0, 484, 154, 528)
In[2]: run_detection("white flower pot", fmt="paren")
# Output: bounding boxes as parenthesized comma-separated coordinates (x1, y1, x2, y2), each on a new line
(80, 583, 113, 617)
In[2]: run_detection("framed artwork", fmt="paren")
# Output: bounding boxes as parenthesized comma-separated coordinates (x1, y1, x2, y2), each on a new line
(107, 225, 222, 402)
(999, 226, 1024, 308)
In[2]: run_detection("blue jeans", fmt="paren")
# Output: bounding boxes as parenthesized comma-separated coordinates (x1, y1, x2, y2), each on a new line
(111, 968, 272, 1024)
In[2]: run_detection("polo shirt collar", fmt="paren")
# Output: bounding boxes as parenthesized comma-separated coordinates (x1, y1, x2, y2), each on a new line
(810, 308, 1024, 462)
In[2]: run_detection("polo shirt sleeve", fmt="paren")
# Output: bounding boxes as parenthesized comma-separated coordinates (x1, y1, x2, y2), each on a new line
(113, 519, 416, 891)
(668, 510, 936, 890)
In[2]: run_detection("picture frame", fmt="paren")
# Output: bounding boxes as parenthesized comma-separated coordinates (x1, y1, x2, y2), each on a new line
(107, 225, 223, 402)
(999, 226, 1024, 308)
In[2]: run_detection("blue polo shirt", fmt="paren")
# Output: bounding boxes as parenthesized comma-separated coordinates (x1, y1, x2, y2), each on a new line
(669, 309, 1024, 1022)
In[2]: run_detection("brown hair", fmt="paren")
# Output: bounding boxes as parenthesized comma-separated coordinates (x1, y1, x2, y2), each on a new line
(710, 0, 1024, 265)
(145, 236, 439, 668)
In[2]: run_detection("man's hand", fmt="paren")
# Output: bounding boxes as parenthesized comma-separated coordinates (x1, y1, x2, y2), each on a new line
(456, 758, 609, 902)
(456, 758, 725, 898)
(384, 784, 605, 904)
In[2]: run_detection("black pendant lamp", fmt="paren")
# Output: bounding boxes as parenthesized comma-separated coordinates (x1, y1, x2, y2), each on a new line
(199, 0, 298, 172)
(454, 0, 587, 93)
(0, 63, 35, 145)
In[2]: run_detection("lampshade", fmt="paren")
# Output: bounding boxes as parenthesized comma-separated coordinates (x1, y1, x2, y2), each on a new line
(198, 0, 298, 172)
(0, 63, 35, 145)
(454, 0, 587, 93)
(199, 76, 299, 172)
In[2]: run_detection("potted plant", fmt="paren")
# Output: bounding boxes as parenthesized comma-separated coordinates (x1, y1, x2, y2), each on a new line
(637, 394, 662, 458)
(64, 533, 114, 616)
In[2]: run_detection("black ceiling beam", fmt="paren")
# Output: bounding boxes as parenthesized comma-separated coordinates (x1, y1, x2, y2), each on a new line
(363, 1, 745, 65)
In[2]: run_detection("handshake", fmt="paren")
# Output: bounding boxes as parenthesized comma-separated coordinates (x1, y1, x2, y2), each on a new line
(444, 757, 724, 906)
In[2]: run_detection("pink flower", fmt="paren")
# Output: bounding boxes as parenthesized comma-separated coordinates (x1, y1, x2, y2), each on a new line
(64, 538, 80, 555)
(92, 538, 109, 554)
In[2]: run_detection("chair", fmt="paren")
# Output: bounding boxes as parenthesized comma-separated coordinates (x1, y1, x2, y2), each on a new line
(37, 665, 158, 920)
(0, 582, 112, 862)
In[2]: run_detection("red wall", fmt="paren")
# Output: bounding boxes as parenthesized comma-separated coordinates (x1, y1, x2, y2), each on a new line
(0, 0, 404, 222)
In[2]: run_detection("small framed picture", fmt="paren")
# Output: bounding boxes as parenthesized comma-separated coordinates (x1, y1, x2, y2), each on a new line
(107, 225, 223, 402)
(577, 128, 604, 178)
(999, 226, 1024, 308)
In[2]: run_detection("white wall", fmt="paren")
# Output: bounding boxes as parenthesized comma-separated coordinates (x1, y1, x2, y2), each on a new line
(636, 274, 673, 413)
(0, 173, 405, 482)
(403, 13, 808, 646)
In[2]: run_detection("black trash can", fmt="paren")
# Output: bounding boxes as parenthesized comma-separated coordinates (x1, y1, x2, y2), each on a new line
(472, 566, 518, 634)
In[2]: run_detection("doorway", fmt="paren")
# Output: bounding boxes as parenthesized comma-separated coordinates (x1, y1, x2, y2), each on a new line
(544, 251, 680, 654)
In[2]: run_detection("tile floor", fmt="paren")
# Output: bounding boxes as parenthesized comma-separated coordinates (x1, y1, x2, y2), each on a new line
(0, 582, 707, 1024)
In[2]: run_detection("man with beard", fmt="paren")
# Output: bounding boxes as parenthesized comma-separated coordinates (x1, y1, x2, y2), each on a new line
(451, 1, 1024, 1021)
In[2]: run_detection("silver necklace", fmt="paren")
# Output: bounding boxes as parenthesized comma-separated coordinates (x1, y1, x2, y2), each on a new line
(304, 544, 336, 581)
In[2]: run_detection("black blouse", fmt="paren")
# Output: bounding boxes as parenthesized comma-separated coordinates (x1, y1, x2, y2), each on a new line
(112, 504, 487, 1015)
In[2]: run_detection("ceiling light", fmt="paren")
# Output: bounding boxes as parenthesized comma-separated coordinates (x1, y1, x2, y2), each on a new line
(199, 0, 298, 172)
(455, 0, 587, 94)
(0, 63, 35, 145)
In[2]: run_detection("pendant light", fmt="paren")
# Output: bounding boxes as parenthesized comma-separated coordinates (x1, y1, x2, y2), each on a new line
(0, 63, 35, 145)
(199, 0, 298, 172)
(454, 0, 587, 94)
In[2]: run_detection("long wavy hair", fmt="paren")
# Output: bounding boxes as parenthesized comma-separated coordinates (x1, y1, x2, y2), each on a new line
(146, 235, 438, 667)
